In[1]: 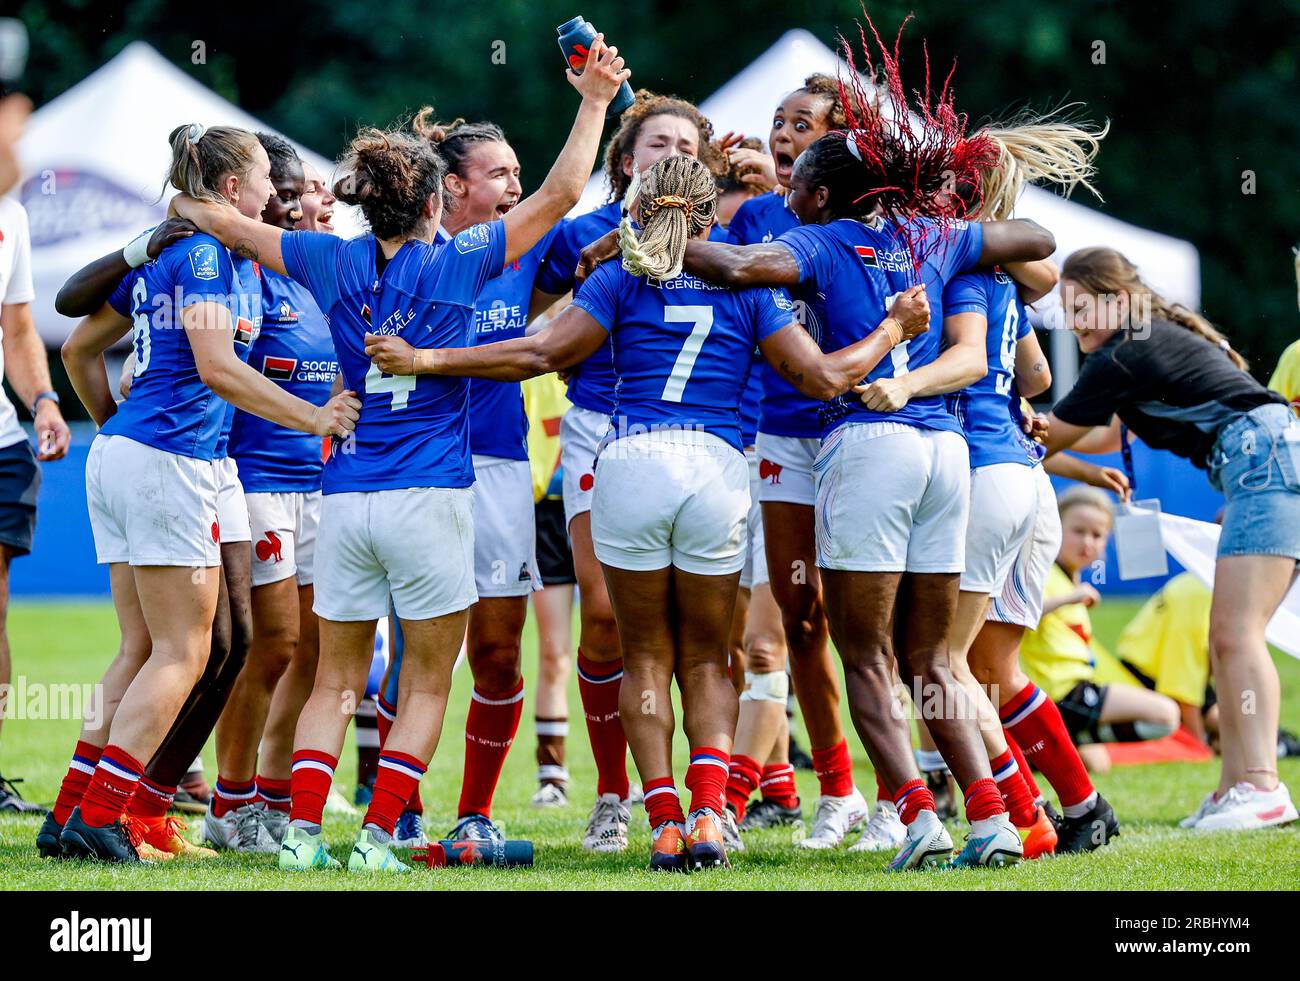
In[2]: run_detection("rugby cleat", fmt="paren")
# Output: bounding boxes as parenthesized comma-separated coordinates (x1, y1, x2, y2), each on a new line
(582, 793, 630, 853)
(685, 808, 730, 870)
(720, 806, 745, 852)
(1021, 805, 1059, 859)
(203, 801, 279, 854)
(347, 828, 411, 874)
(278, 825, 341, 871)
(648, 821, 688, 872)
(0, 774, 47, 814)
(393, 810, 428, 849)
(58, 807, 142, 863)
(1055, 793, 1121, 852)
(259, 806, 289, 845)
(738, 797, 803, 831)
(849, 800, 907, 852)
(1192, 782, 1298, 832)
(796, 788, 868, 850)
(886, 809, 953, 871)
(447, 813, 505, 844)
(950, 814, 1024, 868)
(135, 814, 217, 859)
(36, 813, 66, 858)
(531, 783, 568, 809)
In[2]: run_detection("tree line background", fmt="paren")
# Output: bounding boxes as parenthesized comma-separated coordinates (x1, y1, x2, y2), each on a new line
(14, 0, 1300, 382)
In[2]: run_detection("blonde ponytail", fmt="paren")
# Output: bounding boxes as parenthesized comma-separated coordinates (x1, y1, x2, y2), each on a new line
(165, 123, 260, 204)
(618, 156, 717, 281)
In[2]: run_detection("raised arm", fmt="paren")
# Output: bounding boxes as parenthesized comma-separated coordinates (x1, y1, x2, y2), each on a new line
(978, 219, 1056, 266)
(759, 285, 930, 400)
(168, 197, 289, 276)
(184, 301, 356, 435)
(364, 303, 608, 382)
(501, 37, 629, 266)
(60, 304, 133, 428)
(55, 219, 198, 318)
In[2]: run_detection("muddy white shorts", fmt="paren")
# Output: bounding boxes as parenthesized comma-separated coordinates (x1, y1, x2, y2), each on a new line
(213, 456, 251, 545)
(989, 466, 1060, 629)
(960, 463, 1039, 595)
(472, 455, 540, 598)
(740, 447, 769, 589)
(813, 422, 970, 574)
(247, 490, 322, 588)
(560, 405, 610, 527)
(754, 432, 820, 506)
(591, 430, 750, 575)
(313, 486, 476, 622)
(86, 434, 220, 567)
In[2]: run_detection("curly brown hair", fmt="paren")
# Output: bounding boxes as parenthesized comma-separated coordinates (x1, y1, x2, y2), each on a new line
(601, 90, 724, 203)
(333, 114, 447, 240)
(798, 73, 848, 129)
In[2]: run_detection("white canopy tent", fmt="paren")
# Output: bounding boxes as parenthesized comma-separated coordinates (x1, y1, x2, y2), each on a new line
(574, 29, 1201, 397)
(16, 41, 361, 346)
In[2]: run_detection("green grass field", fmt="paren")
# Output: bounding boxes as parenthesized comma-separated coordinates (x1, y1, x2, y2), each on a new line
(2, 598, 1298, 890)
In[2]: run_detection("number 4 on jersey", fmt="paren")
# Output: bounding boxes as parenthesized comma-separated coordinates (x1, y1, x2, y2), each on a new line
(366, 363, 417, 410)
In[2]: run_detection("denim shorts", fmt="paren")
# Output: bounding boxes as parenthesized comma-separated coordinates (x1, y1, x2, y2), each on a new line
(1206, 402, 1300, 560)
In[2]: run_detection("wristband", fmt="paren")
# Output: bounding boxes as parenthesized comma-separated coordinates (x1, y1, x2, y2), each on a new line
(880, 317, 903, 347)
(32, 391, 60, 411)
(123, 228, 154, 268)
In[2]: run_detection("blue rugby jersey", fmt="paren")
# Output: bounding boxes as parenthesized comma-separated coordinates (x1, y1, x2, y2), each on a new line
(103, 233, 260, 460)
(573, 260, 795, 453)
(228, 268, 339, 491)
(776, 217, 984, 438)
(280, 221, 507, 493)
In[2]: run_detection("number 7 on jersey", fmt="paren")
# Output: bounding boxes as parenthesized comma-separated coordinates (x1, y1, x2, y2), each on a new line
(661, 305, 714, 402)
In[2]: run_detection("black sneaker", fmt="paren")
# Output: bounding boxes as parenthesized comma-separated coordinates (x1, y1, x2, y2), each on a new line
(925, 769, 957, 822)
(36, 812, 65, 858)
(738, 797, 804, 831)
(0, 774, 48, 814)
(1278, 729, 1300, 758)
(788, 737, 815, 772)
(59, 806, 142, 863)
(1055, 794, 1120, 854)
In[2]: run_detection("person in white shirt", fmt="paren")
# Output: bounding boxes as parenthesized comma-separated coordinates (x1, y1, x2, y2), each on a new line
(0, 195, 71, 813)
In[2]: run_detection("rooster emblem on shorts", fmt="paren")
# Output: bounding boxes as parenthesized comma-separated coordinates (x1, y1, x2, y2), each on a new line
(759, 459, 783, 484)
(256, 531, 283, 563)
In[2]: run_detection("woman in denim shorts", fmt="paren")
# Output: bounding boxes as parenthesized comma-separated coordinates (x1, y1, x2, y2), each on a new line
(1042, 246, 1299, 833)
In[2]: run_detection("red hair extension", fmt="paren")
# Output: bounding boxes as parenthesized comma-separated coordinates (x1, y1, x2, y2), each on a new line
(834, 8, 999, 272)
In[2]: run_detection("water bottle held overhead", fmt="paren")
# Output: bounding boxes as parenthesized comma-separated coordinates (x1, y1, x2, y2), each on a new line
(556, 15, 635, 118)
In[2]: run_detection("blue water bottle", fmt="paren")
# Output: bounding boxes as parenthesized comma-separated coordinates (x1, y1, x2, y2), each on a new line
(557, 15, 635, 118)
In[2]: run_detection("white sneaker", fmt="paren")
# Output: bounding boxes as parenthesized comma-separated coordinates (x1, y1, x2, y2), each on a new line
(324, 788, 358, 816)
(849, 800, 907, 852)
(796, 788, 868, 850)
(259, 805, 289, 845)
(720, 807, 746, 852)
(951, 813, 1023, 868)
(887, 809, 954, 871)
(531, 783, 569, 809)
(202, 802, 279, 854)
(1179, 791, 1217, 829)
(1193, 782, 1299, 831)
(582, 793, 630, 853)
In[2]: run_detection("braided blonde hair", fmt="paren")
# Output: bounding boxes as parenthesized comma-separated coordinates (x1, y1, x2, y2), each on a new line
(618, 156, 718, 281)
(975, 109, 1109, 221)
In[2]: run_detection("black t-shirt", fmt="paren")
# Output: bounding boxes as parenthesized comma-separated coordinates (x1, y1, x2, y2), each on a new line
(1053, 319, 1286, 468)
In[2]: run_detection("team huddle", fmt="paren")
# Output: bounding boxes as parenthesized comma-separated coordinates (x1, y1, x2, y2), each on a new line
(33, 19, 1300, 876)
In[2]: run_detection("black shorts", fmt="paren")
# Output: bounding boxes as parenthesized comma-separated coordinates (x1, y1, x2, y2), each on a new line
(1056, 680, 1107, 743)
(0, 440, 39, 557)
(535, 497, 575, 586)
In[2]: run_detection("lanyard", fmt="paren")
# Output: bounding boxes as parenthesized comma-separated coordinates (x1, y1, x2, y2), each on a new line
(1119, 422, 1137, 495)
